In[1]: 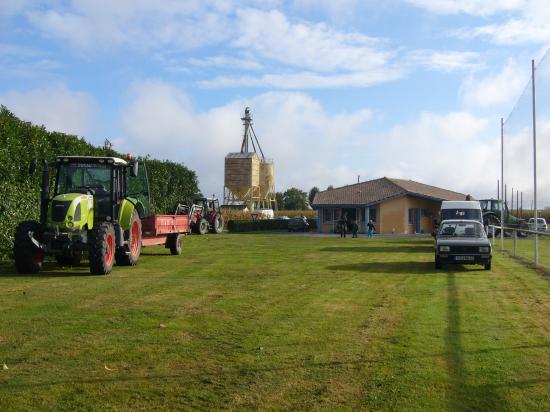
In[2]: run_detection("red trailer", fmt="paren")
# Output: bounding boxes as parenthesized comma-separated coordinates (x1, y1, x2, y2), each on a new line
(141, 214, 190, 255)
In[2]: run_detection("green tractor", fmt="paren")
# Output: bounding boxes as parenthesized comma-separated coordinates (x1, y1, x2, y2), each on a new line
(480, 198, 529, 237)
(14, 156, 150, 275)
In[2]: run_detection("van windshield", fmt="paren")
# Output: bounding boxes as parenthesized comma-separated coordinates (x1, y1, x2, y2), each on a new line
(439, 222, 484, 238)
(441, 209, 481, 221)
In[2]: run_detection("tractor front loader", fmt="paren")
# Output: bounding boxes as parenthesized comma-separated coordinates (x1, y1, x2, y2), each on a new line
(14, 156, 150, 275)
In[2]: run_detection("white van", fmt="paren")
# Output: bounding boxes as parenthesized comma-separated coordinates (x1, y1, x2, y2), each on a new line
(440, 201, 483, 224)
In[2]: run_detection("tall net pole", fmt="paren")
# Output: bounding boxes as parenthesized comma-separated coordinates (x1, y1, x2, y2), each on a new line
(501, 117, 504, 251)
(531, 60, 539, 267)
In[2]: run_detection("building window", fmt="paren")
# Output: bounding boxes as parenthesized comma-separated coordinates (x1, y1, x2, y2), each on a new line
(408, 208, 414, 225)
(322, 208, 333, 223)
(368, 207, 377, 223)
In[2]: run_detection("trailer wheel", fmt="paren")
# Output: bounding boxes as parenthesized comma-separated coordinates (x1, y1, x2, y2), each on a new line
(116, 210, 142, 266)
(210, 214, 224, 234)
(89, 222, 116, 275)
(14, 220, 44, 274)
(198, 218, 208, 235)
(167, 233, 184, 255)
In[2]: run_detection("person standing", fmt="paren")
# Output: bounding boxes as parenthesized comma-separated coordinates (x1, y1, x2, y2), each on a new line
(367, 220, 375, 238)
(352, 220, 359, 238)
(339, 212, 348, 238)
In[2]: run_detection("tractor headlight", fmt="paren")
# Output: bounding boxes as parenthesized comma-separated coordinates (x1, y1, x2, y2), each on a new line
(440, 246, 450, 252)
(479, 246, 490, 253)
(67, 221, 74, 228)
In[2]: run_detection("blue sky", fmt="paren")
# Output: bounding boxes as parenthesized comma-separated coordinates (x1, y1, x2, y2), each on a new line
(1, 0, 549, 204)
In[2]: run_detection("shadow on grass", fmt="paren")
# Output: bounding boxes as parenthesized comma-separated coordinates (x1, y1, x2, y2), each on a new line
(0, 262, 98, 277)
(326, 261, 436, 274)
(320, 246, 433, 253)
(327, 260, 491, 275)
(445, 273, 506, 410)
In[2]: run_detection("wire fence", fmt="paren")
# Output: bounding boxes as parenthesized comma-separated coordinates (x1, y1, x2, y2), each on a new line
(501, 51, 550, 268)
(489, 225, 550, 270)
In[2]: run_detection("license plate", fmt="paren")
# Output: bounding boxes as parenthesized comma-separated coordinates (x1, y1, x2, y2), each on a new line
(455, 256, 474, 261)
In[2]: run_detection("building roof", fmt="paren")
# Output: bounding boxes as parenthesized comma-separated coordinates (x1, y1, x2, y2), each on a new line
(225, 152, 260, 159)
(312, 177, 466, 207)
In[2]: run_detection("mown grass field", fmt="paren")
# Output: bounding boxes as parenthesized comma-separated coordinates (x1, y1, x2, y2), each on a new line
(1, 234, 549, 410)
(500, 234, 550, 269)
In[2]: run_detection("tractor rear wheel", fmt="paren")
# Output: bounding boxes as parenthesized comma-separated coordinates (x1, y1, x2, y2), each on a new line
(14, 220, 44, 274)
(210, 214, 224, 234)
(115, 211, 142, 266)
(88, 222, 116, 275)
(197, 218, 208, 235)
(483, 213, 501, 236)
(167, 233, 184, 255)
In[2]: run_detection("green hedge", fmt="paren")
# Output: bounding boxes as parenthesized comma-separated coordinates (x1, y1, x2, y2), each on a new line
(0, 106, 200, 260)
(227, 219, 317, 232)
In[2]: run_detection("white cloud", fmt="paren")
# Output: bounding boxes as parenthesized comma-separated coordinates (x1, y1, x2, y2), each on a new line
(405, 49, 482, 72)
(460, 59, 529, 108)
(198, 69, 404, 89)
(502, 118, 550, 207)
(459, 19, 550, 45)
(188, 55, 264, 71)
(403, 0, 525, 16)
(25, 0, 236, 50)
(117, 81, 374, 196)
(372, 112, 496, 197)
(234, 9, 393, 73)
(436, 0, 550, 45)
(116, 81, 517, 203)
(0, 84, 97, 136)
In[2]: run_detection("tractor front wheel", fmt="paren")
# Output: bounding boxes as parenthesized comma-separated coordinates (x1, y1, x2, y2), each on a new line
(167, 233, 184, 255)
(115, 211, 142, 266)
(197, 219, 208, 235)
(210, 214, 224, 234)
(14, 221, 44, 274)
(89, 222, 116, 275)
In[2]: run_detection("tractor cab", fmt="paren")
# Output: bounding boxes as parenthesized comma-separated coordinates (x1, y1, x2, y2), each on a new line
(48, 156, 151, 230)
(479, 199, 502, 215)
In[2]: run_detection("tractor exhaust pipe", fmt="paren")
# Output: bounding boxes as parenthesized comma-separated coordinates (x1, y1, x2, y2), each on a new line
(40, 160, 49, 224)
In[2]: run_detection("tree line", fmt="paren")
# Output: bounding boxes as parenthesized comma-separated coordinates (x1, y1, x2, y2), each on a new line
(275, 186, 320, 210)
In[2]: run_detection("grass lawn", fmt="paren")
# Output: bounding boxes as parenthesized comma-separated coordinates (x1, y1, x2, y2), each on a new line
(498, 234, 550, 269)
(1, 234, 549, 410)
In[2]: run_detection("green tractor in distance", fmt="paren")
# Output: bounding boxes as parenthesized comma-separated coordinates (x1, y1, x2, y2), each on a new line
(480, 198, 528, 237)
(14, 156, 150, 275)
